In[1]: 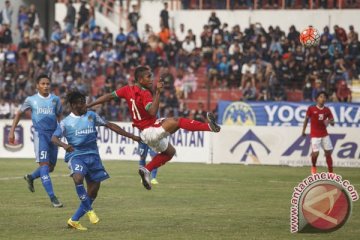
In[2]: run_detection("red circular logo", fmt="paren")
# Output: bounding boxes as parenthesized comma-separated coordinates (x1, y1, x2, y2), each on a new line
(301, 183, 351, 232)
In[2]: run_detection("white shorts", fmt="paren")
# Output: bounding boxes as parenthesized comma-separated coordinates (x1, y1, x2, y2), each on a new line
(311, 135, 333, 152)
(140, 122, 170, 153)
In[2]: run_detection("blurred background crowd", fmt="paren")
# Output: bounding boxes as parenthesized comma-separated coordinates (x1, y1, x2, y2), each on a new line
(0, 0, 357, 121)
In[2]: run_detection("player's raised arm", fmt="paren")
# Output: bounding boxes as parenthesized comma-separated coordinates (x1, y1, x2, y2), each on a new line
(147, 78, 163, 117)
(105, 122, 142, 142)
(302, 116, 309, 137)
(86, 93, 114, 108)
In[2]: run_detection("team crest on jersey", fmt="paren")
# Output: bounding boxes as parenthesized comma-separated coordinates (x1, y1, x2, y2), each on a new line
(88, 115, 93, 122)
(52, 99, 57, 106)
(222, 102, 256, 126)
(3, 125, 24, 151)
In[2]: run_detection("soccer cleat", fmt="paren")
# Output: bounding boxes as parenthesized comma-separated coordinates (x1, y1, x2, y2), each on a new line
(311, 166, 317, 175)
(24, 174, 35, 192)
(67, 218, 87, 231)
(87, 210, 99, 224)
(138, 167, 152, 190)
(151, 178, 159, 185)
(50, 196, 63, 208)
(207, 112, 221, 132)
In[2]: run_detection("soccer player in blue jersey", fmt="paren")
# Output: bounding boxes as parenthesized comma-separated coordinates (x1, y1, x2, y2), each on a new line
(51, 90, 141, 231)
(138, 142, 159, 184)
(8, 74, 63, 208)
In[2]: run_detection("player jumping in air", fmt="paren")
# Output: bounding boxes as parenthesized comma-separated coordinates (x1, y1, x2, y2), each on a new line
(8, 74, 63, 208)
(87, 66, 221, 190)
(51, 91, 141, 230)
(302, 91, 334, 174)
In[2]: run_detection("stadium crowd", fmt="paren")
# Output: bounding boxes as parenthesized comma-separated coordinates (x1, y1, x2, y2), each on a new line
(0, 0, 357, 121)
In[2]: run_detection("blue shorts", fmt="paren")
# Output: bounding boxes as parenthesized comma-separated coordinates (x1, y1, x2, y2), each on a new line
(138, 142, 157, 159)
(34, 131, 58, 166)
(68, 154, 110, 183)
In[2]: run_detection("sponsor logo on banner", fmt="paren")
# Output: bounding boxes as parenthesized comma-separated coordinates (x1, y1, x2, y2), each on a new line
(3, 125, 24, 151)
(218, 101, 360, 127)
(290, 173, 358, 233)
(230, 130, 270, 164)
(222, 102, 256, 126)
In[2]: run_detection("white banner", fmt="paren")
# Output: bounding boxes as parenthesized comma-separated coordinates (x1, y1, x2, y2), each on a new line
(0, 120, 210, 163)
(212, 126, 360, 167)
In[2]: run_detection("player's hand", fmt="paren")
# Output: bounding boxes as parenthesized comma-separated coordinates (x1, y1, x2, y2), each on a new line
(156, 78, 164, 93)
(324, 119, 329, 127)
(64, 144, 74, 152)
(301, 132, 306, 137)
(8, 132, 15, 144)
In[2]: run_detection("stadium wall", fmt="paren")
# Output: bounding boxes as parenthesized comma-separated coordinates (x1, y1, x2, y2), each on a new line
(0, 120, 210, 163)
(1, 120, 359, 167)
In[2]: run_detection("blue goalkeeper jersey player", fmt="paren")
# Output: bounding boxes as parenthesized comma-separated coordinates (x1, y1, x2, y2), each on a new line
(8, 74, 63, 208)
(52, 90, 141, 230)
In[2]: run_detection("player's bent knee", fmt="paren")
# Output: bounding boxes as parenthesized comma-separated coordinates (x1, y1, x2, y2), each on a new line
(311, 152, 319, 157)
(72, 174, 84, 185)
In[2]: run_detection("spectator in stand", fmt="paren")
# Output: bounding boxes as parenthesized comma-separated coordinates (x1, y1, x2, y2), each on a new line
(64, 0, 76, 37)
(287, 25, 300, 43)
(312, 79, 325, 101)
(27, 4, 38, 29)
(270, 82, 286, 101)
(128, 4, 140, 31)
(30, 24, 45, 42)
(241, 59, 256, 88)
(242, 81, 257, 101)
(336, 80, 352, 102)
(158, 24, 170, 45)
(176, 23, 187, 43)
(160, 2, 169, 29)
(1, 22, 12, 45)
(193, 102, 207, 123)
(77, 0, 89, 31)
(17, 5, 29, 35)
(141, 24, 153, 43)
(334, 25, 347, 46)
(303, 81, 313, 101)
(1, 1, 13, 26)
(347, 25, 358, 44)
(208, 12, 221, 32)
(182, 36, 195, 54)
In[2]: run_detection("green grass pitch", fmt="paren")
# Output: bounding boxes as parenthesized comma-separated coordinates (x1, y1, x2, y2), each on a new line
(0, 158, 359, 240)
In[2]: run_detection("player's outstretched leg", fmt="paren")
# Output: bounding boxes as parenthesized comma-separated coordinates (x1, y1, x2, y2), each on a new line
(139, 167, 152, 190)
(163, 112, 221, 134)
(39, 164, 63, 207)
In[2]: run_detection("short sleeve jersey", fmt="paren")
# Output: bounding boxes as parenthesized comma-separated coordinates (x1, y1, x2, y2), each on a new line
(52, 111, 107, 162)
(113, 85, 156, 130)
(306, 105, 334, 138)
(20, 93, 62, 132)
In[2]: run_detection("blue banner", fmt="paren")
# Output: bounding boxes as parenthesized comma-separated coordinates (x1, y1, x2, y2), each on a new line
(217, 101, 360, 127)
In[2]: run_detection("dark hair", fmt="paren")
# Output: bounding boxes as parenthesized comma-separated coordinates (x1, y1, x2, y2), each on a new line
(36, 74, 50, 83)
(66, 90, 86, 105)
(316, 91, 328, 99)
(134, 66, 149, 82)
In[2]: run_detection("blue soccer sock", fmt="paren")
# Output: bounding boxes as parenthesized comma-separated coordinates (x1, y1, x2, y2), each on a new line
(75, 184, 92, 212)
(31, 167, 41, 180)
(139, 159, 146, 167)
(71, 202, 87, 221)
(151, 168, 158, 179)
(39, 165, 55, 199)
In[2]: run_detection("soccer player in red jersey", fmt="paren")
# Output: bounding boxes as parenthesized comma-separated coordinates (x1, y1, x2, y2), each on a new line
(87, 66, 221, 190)
(302, 91, 334, 174)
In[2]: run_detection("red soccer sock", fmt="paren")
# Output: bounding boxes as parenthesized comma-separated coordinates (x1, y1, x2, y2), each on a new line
(178, 118, 211, 131)
(326, 155, 333, 173)
(311, 155, 318, 167)
(145, 153, 172, 172)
